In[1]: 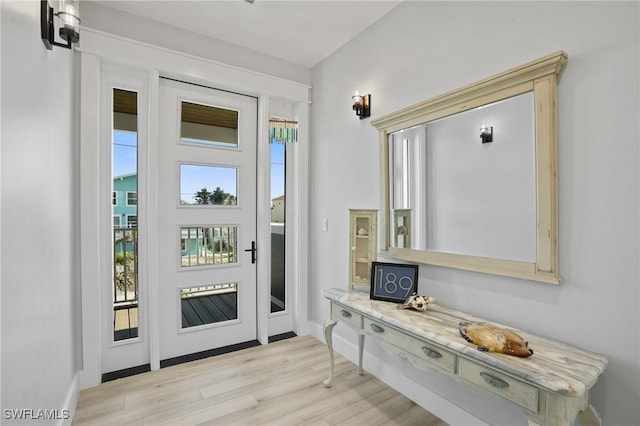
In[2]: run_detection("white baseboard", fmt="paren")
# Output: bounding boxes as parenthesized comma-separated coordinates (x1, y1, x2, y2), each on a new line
(59, 372, 80, 426)
(309, 321, 488, 426)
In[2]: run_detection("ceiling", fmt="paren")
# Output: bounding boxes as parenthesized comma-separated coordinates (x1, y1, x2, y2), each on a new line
(90, 1, 401, 68)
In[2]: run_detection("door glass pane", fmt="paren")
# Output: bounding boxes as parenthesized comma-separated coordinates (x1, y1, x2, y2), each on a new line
(112, 88, 139, 341)
(270, 142, 286, 313)
(180, 101, 238, 148)
(179, 164, 238, 206)
(180, 226, 237, 267)
(180, 283, 238, 329)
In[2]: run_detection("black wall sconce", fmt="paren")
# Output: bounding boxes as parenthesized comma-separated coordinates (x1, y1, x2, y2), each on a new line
(352, 91, 371, 119)
(41, 0, 80, 50)
(480, 124, 493, 143)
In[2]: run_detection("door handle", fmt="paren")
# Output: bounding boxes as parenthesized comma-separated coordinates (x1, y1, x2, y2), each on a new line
(244, 241, 257, 264)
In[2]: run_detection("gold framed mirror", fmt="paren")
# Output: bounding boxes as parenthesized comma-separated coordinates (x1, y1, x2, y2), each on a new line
(372, 51, 567, 284)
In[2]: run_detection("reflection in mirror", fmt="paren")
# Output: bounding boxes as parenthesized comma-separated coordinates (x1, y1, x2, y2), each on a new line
(389, 92, 536, 262)
(180, 101, 238, 148)
(179, 163, 238, 206)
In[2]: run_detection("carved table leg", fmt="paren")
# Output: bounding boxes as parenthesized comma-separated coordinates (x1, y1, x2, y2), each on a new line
(323, 319, 338, 388)
(358, 333, 365, 375)
(578, 404, 602, 426)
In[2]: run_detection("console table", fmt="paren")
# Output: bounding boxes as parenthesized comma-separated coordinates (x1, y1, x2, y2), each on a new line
(323, 288, 607, 426)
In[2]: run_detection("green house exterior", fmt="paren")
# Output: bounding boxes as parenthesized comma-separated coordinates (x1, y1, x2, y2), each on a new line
(113, 174, 137, 254)
(113, 173, 137, 228)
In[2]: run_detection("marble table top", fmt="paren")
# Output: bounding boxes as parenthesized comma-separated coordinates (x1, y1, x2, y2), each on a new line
(324, 288, 607, 397)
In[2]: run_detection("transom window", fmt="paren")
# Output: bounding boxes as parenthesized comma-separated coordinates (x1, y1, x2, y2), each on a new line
(180, 101, 239, 148)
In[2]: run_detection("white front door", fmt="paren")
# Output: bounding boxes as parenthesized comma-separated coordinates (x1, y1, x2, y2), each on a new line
(157, 78, 258, 361)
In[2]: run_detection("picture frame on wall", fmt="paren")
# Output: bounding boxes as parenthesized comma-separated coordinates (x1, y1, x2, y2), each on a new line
(370, 261, 418, 303)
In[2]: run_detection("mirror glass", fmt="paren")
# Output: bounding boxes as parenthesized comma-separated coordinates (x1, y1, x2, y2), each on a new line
(388, 92, 536, 262)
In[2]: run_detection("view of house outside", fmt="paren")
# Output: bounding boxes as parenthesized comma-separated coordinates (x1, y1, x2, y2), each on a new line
(270, 141, 286, 312)
(111, 101, 290, 337)
(112, 88, 139, 341)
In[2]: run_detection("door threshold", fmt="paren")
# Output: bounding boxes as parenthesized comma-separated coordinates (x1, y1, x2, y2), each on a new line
(102, 364, 151, 383)
(160, 340, 261, 369)
(268, 331, 297, 343)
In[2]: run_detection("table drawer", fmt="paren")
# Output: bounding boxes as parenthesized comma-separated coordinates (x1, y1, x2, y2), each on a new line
(458, 357, 538, 412)
(331, 303, 363, 330)
(363, 318, 456, 373)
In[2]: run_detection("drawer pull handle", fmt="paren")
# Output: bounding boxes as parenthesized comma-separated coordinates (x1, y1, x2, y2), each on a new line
(480, 372, 509, 389)
(370, 324, 385, 333)
(340, 310, 352, 318)
(421, 346, 442, 359)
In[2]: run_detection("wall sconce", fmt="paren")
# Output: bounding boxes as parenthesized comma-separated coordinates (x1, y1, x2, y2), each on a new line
(480, 124, 493, 143)
(352, 91, 371, 119)
(41, 0, 81, 50)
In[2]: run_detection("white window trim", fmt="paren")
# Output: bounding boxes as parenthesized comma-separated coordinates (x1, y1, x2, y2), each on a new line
(126, 191, 137, 207)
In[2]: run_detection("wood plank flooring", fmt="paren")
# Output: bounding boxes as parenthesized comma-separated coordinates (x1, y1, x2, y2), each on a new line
(73, 336, 447, 426)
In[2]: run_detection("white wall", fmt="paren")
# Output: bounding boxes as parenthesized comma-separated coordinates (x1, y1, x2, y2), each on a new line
(310, 2, 639, 425)
(80, 2, 312, 86)
(1, 1, 79, 423)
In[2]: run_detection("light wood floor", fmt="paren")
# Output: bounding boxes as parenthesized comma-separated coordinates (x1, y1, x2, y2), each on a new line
(73, 335, 447, 425)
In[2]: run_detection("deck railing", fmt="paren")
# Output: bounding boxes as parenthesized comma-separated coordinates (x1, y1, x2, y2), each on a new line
(113, 227, 138, 340)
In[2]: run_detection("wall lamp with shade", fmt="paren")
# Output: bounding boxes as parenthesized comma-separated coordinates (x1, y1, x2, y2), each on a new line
(480, 124, 493, 143)
(41, 0, 81, 50)
(352, 91, 371, 119)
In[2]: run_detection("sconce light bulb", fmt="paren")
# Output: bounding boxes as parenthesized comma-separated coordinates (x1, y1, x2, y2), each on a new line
(353, 91, 363, 104)
(352, 92, 370, 119)
(58, 0, 80, 27)
(62, 4, 74, 24)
